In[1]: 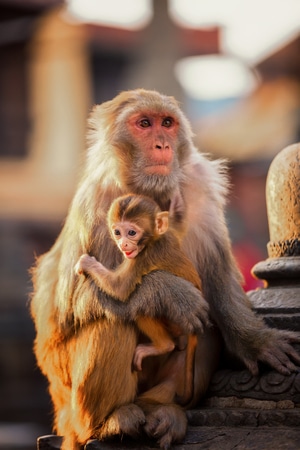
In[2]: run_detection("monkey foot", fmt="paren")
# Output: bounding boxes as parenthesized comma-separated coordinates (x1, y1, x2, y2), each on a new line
(144, 404, 187, 449)
(94, 403, 146, 440)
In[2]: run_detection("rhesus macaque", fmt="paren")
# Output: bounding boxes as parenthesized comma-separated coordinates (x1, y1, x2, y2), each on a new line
(31, 89, 300, 450)
(75, 193, 208, 405)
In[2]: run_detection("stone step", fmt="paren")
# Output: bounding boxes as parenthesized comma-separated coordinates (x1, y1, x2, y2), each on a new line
(187, 406, 300, 427)
(37, 425, 300, 450)
(37, 407, 300, 450)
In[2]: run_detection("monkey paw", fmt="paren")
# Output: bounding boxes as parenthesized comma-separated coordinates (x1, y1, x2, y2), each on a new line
(74, 254, 96, 275)
(96, 403, 145, 440)
(144, 404, 187, 449)
(172, 292, 211, 336)
(243, 329, 300, 376)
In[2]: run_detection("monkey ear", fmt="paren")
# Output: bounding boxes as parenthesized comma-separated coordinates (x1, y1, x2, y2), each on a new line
(155, 212, 169, 235)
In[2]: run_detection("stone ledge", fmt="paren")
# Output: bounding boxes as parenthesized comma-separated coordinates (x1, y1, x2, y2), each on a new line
(181, 426, 300, 450)
(38, 427, 300, 450)
(187, 406, 300, 427)
(37, 406, 300, 450)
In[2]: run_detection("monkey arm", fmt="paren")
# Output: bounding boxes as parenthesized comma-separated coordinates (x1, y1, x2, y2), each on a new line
(176, 155, 300, 376)
(209, 247, 300, 374)
(74, 253, 210, 336)
(204, 245, 300, 375)
(184, 160, 300, 375)
(75, 253, 141, 302)
(70, 269, 210, 338)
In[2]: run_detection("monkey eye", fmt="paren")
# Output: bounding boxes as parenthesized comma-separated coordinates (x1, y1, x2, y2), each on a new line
(162, 117, 173, 128)
(139, 118, 151, 128)
(114, 229, 121, 236)
(128, 229, 137, 237)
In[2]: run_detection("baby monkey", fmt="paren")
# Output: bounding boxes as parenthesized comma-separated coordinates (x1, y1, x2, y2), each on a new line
(76, 194, 209, 403)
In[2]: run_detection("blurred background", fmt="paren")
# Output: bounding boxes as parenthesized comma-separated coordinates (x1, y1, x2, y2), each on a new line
(0, 0, 299, 448)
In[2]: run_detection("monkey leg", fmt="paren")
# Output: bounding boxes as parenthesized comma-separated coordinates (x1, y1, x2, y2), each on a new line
(135, 349, 189, 449)
(136, 381, 188, 449)
(45, 349, 81, 450)
(134, 317, 175, 371)
(60, 432, 81, 450)
(49, 377, 78, 450)
(135, 327, 221, 448)
(135, 333, 197, 406)
(187, 325, 222, 408)
(57, 321, 139, 448)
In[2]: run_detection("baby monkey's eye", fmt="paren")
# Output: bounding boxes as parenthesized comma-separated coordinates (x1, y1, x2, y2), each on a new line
(128, 229, 137, 236)
(114, 229, 121, 236)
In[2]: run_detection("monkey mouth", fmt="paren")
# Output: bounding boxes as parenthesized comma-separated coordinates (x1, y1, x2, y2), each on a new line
(145, 164, 171, 175)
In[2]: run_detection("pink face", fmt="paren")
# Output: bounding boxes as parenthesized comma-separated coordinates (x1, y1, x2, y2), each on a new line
(126, 112, 179, 176)
(111, 221, 145, 259)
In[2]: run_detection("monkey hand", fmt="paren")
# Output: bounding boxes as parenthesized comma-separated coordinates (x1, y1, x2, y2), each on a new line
(163, 292, 211, 337)
(74, 254, 98, 275)
(241, 328, 300, 376)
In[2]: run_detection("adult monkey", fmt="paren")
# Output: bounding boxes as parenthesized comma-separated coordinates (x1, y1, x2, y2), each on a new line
(31, 89, 300, 450)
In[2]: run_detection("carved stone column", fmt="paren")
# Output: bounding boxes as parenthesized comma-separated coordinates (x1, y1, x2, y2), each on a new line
(248, 142, 300, 332)
(201, 143, 300, 422)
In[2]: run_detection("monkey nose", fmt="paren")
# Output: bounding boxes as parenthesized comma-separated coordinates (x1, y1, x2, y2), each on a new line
(155, 142, 169, 150)
(120, 241, 128, 250)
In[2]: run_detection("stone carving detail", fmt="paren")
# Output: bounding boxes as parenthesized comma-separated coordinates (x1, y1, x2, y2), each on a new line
(267, 238, 300, 258)
(207, 369, 300, 402)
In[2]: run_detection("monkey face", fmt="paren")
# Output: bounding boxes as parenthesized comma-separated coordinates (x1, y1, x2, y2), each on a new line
(111, 221, 145, 259)
(126, 113, 179, 177)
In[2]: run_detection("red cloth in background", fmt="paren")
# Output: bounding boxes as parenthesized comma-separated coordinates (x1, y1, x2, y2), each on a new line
(233, 241, 265, 291)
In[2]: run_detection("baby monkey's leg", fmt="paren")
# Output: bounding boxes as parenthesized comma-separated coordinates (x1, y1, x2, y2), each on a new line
(134, 317, 175, 371)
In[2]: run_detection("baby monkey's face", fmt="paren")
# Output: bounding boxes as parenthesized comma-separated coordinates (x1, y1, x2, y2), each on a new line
(111, 221, 145, 259)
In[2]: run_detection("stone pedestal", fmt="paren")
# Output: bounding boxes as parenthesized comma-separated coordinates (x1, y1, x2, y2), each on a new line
(248, 142, 300, 333)
(204, 143, 300, 420)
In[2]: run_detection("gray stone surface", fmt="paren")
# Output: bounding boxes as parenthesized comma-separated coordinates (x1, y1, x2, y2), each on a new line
(84, 426, 300, 449)
(37, 409, 300, 450)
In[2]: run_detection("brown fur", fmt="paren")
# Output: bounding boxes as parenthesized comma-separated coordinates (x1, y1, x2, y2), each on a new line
(76, 194, 208, 403)
(30, 89, 300, 450)
(77, 194, 202, 298)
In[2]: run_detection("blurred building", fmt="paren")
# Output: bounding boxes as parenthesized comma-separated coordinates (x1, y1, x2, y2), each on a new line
(0, 0, 299, 448)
